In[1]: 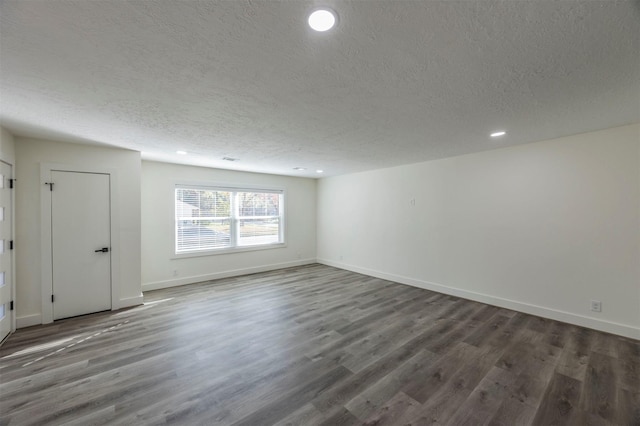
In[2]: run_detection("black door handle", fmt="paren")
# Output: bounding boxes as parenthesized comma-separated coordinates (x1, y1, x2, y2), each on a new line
(94, 247, 109, 253)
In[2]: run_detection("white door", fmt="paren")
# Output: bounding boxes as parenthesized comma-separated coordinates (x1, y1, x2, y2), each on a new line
(0, 162, 13, 341)
(51, 171, 111, 320)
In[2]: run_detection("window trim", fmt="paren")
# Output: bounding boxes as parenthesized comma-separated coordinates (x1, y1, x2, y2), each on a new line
(173, 182, 286, 258)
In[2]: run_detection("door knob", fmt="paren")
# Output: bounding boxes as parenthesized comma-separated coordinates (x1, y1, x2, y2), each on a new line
(94, 247, 109, 253)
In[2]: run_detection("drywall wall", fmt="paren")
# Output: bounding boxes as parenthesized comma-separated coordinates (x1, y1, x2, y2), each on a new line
(318, 124, 640, 339)
(1, 127, 16, 164)
(141, 161, 317, 290)
(15, 137, 142, 327)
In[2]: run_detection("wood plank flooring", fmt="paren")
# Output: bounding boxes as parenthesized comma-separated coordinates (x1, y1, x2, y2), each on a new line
(1, 264, 638, 425)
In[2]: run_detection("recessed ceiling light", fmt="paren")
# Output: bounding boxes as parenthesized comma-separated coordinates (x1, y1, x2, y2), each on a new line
(490, 131, 506, 137)
(293, 167, 307, 171)
(316, 170, 324, 174)
(308, 9, 337, 32)
(176, 150, 187, 155)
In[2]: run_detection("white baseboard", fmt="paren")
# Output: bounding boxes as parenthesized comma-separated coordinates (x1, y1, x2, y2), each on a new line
(119, 295, 143, 309)
(16, 296, 143, 329)
(317, 258, 640, 340)
(16, 313, 42, 329)
(142, 258, 317, 292)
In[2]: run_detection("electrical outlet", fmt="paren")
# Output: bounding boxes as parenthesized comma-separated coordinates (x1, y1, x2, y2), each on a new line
(173, 269, 178, 277)
(591, 300, 602, 312)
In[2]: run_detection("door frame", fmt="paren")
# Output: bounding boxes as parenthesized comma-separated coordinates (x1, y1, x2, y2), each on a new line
(0, 159, 16, 337)
(40, 163, 121, 324)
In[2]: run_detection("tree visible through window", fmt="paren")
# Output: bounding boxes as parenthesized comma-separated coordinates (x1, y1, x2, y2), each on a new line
(175, 186, 283, 253)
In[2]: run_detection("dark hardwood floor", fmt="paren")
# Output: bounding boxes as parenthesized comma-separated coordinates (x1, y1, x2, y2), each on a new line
(1, 264, 638, 425)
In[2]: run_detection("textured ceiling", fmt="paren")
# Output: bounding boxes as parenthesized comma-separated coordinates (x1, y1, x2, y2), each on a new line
(1, 1, 639, 178)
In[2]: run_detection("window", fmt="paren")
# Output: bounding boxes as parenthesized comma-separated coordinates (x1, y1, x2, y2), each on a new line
(175, 185, 284, 254)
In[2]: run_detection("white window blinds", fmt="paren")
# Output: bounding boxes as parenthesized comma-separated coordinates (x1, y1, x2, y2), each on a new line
(175, 186, 283, 253)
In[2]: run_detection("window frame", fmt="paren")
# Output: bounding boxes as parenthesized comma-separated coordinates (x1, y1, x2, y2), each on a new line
(173, 182, 286, 258)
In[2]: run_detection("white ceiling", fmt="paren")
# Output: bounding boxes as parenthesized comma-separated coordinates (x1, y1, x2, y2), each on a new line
(1, 1, 639, 178)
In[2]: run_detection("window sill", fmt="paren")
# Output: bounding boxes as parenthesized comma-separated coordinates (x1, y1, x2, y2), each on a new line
(172, 242, 287, 259)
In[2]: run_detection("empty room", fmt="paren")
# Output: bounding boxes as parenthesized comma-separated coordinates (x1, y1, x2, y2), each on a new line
(0, 1, 639, 425)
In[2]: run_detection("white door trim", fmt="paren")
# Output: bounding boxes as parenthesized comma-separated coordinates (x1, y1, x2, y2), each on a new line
(40, 163, 122, 324)
(0, 160, 15, 338)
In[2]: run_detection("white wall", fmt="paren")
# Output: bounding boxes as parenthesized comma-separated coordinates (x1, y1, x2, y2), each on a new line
(318, 124, 640, 339)
(15, 137, 142, 327)
(0, 127, 16, 164)
(141, 161, 317, 290)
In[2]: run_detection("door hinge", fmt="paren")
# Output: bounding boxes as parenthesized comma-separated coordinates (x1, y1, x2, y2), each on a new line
(9, 300, 13, 311)
(51, 294, 55, 303)
(9, 179, 15, 189)
(45, 182, 54, 191)
(9, 240, 13, 250)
